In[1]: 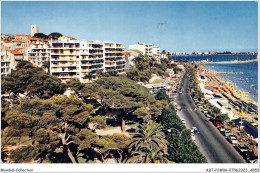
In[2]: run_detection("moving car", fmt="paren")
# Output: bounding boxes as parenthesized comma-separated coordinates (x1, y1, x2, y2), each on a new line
(191, 133, 196, 141)
(176, 106, 182, 111)
(191, 127, 199, 134)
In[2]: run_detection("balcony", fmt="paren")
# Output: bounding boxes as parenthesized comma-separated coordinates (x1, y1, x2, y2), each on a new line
(81, 69, 91, 72)
(51, 63, 77, 67)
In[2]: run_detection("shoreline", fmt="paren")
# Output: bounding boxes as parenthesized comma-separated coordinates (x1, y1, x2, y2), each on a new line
(199, 58, 258, 65)
(198, 65, 258, 106)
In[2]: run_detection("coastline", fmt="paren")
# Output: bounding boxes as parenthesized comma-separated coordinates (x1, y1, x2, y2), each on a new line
(200, 58, 258, 65)
(198, 65, 258, 107)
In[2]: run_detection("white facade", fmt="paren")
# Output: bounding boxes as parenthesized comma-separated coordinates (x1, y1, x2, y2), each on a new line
(31, 25, 39, 37)
(1, 53, 11, 76)
(27, 40, 50, 67)
(1, 50, 20, 76)
(49, 38, 125, 83)
(129, 43, 160, 57)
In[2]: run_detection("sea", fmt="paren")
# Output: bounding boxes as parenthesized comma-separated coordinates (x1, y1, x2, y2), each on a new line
(171, 55, 258, 103)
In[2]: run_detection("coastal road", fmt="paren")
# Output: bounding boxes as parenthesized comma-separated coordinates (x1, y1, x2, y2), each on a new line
(174, 69, 245, 163)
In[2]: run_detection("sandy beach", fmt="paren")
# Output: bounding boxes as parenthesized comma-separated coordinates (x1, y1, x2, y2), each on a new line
(197, 65, 258, 122)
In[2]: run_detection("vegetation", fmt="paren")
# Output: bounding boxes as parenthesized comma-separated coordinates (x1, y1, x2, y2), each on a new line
(155, 89, 171, 103)
(190, 69, 204, 101)
(80, 76, 167, 132)
(215, 113, 229, 124)
(161, 105, 207, 163)
(33, 33, 48, 40)
(1, 61, 66, 99)
(1, 58, 208, 164)
(126, 54, 174, 83)
(33, 32, 63, 40)
(126, 121, 168, 163)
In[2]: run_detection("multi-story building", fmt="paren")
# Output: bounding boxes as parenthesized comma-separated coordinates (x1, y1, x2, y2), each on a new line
(1, 49, 22, 76)
(129, 43, 160, 58)
(27, 40, 50, 67)
(50, 39, 82, 83)
(1, 53, 11, 76)
(103, 41, 125, 74)
(31, 25, 39, 37)
(49, 38, 125, 83)
(15, 34, 29, 40)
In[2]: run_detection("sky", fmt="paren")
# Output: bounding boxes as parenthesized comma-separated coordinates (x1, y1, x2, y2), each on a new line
(1, 1, 258, 52)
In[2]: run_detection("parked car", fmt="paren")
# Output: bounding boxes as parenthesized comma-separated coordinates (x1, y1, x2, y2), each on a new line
(221, 130, 230, 137)
(217, 126, 225, 132)
(241, 151, 255, 162)
(205, 113, 213, 119)
(181, 118, 186, 124)
(202, 110, 209, 114)
(234, 144, 249, 153)
(227, 135, 238, 144)
(213, 120, 223, 127)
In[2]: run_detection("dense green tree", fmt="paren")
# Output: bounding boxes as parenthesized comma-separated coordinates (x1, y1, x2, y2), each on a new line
(161, 105, 207, 163)
(212, 107, 221, 118)
(42, 60, 50, 73)
(126, 121, 168, 163)
(81, 76, 155, 132)
(4, 95, 96, 163)
(33, 33, 48, 39)
(155, 89, 171, 103)
(83, 73, 93, 81)
(48, 32, 62, 39)
(216, 113, 230, 124)
(66, 79, 85, 91)
(1, 61, 66, 98)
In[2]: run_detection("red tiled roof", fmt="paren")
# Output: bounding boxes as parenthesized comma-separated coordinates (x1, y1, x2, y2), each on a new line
(4, 41, 11, 43)
(29, 37, 43, 41)
(16, 34, 29, 37)
(11, 50, 22, 55)
(132, 49, 142, 53)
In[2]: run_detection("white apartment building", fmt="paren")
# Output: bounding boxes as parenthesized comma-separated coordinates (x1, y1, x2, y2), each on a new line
(1, 53, 11, 76)
(129, 43, 160, 58)
(49, 38, 125, 83)
(1, 49, 21, 76)
(27, 40, 50, 67)
(103, 41, 125, 74)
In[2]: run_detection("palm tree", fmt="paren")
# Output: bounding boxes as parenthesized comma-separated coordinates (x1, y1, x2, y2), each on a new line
(126, 121, 168, 163)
